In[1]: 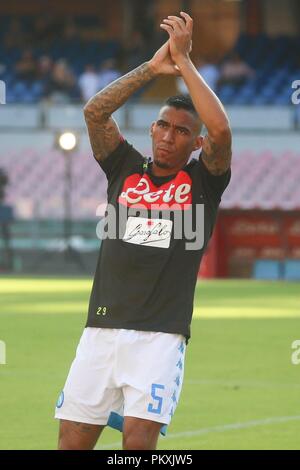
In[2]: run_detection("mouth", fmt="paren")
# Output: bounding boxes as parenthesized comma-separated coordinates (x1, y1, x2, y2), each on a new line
(157, 146, 173, 155)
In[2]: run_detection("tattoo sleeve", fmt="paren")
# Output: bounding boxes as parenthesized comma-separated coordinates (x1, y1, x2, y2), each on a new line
(201, 133, 232, 176)
(84, 62, 155, 162)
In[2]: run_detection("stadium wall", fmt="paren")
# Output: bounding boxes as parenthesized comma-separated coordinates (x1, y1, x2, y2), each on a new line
(1, 106, 300, 278)
(1, 128, 299, 154)
(209, 210, 300, 280)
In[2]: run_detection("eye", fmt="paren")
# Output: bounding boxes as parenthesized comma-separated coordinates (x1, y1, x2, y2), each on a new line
(158, 121, 167, 128)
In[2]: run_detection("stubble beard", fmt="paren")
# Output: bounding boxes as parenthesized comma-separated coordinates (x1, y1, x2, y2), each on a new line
(153, 157, 171, 169)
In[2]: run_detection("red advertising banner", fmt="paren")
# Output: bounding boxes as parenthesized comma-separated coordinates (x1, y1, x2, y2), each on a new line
(221, 214, 282, 248)
(199, 211, 300, 278)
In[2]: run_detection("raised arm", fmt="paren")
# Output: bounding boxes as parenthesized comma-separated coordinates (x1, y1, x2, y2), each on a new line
(84, 42, 181, 163)
(161, 12, 232, 175)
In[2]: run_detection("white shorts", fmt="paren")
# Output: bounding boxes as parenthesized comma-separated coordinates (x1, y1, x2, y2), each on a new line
(54, 327, 186, 433)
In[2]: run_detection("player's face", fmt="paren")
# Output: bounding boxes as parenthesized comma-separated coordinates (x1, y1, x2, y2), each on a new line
(151, 106, 202, 173)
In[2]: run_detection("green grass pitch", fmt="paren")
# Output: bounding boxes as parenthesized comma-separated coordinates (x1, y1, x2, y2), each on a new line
(0, 276, 300, 450)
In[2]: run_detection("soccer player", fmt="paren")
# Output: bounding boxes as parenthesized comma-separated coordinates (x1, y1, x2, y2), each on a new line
(55, 12, 231, 450)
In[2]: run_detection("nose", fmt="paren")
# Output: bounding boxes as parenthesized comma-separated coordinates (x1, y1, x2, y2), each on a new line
(162, 128, 175, 143)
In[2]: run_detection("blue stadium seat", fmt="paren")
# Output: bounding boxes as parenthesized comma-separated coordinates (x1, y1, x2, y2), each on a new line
(30, 81, 44, 99)
(218, 85, 236, 103)
(0, 73, 9, 93)
(5, 90, 17, 103)
(284, 260, 300, 280)
(22, 91, 36, 103)
(273, 94, 291, 105)
(13, 81, 27, 98)
(231, 94, 251, 105)
(253, 260, 282, 280)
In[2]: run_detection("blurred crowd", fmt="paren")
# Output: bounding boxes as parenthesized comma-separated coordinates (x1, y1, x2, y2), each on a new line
(10, 46, 256, 104)
(176, 52, 255, 95)
(0, 13, 259, 104)
(12, 50, 123, 103)
(1, 12, 298, 105)
(0, 14, 160, 103)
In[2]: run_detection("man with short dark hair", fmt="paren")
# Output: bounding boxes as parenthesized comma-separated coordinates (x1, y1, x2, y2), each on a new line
(55, 12, 231, 450)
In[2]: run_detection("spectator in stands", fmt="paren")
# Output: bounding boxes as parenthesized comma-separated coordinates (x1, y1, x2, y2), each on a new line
(14, 49, 37, 83)
(133, 0, 155, 43)
(78, 65, 99, 102)
(44, 58, 77, 103)
(176, 56, 220, 95)
(31, 15, 63, 48)
(37, 55, 53, 81)
(0, 63, 6, 78)
(62, 17, 81, 48)
(122, 31, 148, 70)
(218, 52, 255, 87)
(3, 18, 26, 50)
(98, 59, 121, 91)
(36, 55, 53, 99)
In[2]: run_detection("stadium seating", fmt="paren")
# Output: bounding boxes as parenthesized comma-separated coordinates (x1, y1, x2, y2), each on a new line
(0, 15, 299, 105)
(0, 148, 299, 219)
(221, 150, 300, 210)
(218, 34, 299, 106)
(0, 15, 122, 103)
(0, 148, 107, 219)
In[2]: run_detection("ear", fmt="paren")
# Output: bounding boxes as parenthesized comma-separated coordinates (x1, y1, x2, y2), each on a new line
(193, 135, 203, 151)
(150, 121, 155, 137)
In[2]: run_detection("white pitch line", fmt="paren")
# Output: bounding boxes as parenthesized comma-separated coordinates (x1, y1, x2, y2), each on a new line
(185, 378, 300, 389)
(97, 415, 300, 449)
(163, 415, 300, 440)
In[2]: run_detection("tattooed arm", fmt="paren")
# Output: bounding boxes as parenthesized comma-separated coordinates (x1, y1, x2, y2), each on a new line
(84, 41, 180, 163)
(83, 63, 154, 162)
(201, 132, 232, 176)
(161, 12, 232, 175)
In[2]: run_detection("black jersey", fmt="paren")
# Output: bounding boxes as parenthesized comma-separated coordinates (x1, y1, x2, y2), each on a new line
(86, 139, 230, 340)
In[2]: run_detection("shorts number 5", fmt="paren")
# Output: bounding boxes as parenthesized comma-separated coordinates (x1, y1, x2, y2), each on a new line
(147, 383, 165, 415)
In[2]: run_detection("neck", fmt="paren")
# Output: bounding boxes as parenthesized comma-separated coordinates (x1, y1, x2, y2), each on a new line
(151, 161, 188, 177)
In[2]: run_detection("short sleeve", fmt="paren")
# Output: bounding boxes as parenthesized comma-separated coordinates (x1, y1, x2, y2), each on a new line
(198, 153, 231, 207)
(95, 138, 129, 180)
(94, 139, 143, 184)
